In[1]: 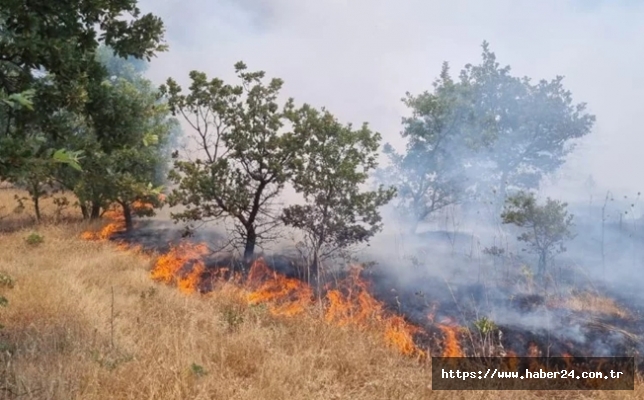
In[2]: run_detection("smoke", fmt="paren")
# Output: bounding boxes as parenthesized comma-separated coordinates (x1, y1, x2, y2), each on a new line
(130, 0, 644, 356)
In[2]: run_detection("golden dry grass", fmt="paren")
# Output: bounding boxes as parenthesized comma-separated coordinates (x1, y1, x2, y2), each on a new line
(0, 188, 642, 399)
(554, 292, 631, 319)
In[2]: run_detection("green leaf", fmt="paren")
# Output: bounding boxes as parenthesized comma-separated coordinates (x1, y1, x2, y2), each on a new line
(53, 149, 83, 171)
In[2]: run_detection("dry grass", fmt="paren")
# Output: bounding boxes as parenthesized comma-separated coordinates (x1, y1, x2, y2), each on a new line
(554, 292, 631, 319)
(0, 188, 642, 399)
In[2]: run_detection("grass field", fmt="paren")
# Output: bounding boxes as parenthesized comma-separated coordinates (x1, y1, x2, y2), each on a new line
(0, 187, 642, 399)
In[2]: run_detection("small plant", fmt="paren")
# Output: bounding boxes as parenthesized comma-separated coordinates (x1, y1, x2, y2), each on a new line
(25, 232, 44, 246)
(0, 272, 13, 329)
(473, 317, 497, 335)
(190, 363, 207, 377)
(52, 195, 70, 220)
(482, 246, 505, 257)
(0, 272, 14, 289)
(472, 317, 498, 358)
(501, 191, 575, 276)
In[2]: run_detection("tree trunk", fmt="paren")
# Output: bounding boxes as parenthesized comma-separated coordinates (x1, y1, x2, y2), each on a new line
(32, 193, 41, 223)
(538, 251, 547, 276)
(122, 202, 133, 232)
(243, 227, 257, 262)
(310, 248, 320, 278)
(90, 201, 101, 220)
(30, 181, 41, 223)
(80, 204, 89, 219)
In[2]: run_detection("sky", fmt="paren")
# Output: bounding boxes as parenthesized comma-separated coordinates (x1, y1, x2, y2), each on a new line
(139, 0, 644, 200)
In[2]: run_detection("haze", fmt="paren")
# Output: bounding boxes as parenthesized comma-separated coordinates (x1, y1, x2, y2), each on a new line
(139, 0, 644, 201)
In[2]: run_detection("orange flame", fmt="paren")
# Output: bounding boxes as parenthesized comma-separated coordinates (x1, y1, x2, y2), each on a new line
(150, 242, 209, 294)
(80, 205, 125, 241)
(438, 323, 464, 357)
(80, 212, 427, 359)
(246, 259, 313, 316)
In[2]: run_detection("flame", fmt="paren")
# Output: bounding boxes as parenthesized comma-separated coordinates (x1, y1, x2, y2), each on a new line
(527, 342, 540, 357)
(132, 200, 154, 213)
(438, 323, 464, 357)
(322, 266, 424, 357)
(80, 205, 125, 241)
(80, 212, 426, 358)
(246, 259, 313, 316)
(324, 267, 383, 326)
(385, 316, 422, 356)
(150, 242, 209, 294)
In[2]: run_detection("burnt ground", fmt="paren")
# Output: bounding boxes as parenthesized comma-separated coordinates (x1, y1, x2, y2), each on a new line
(108, 219, 644, 370)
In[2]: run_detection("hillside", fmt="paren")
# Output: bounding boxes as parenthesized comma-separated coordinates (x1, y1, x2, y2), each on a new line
(1, 194, 643, 399)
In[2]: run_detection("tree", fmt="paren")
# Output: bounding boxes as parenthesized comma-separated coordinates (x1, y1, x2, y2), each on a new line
(0, 0, 165, 184)
(501, 191, 575, 276)
(281, 106, 395, 276)
(378, 63, 472, 234)
(160, 62, 308, 260)
(459, 42, 595, 212)
(49, 47, 176, 229)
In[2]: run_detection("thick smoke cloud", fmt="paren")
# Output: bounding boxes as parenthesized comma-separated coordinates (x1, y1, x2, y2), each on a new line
(140, 0, 644, 196)
(129, 0, 644, 356)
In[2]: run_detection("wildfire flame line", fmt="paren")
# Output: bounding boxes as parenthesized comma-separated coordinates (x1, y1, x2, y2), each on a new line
(80, 206, 427, 359)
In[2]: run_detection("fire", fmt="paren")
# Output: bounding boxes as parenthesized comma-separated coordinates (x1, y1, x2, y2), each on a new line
(246, 259, 313, 316)
(150, 242, 209, 294)
(80, 209, 427, 359)
(132, 200, 154, 213)
(324, 266, 383, 326)
(80, 205, 125, 241)
(322, 266, 424, 357)
(438, 324, 464, 357)
(385, 316, 423, 356)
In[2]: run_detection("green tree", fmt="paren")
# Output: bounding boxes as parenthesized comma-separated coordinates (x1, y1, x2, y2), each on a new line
(63, 55, 176, 230)
(41, 47, 176, 229)
(160, 62, 308, 261)
(378, 63, 472, 234)
(501, 191, 575, 276)
(0, 0, 165, 183)
(459, 42, 595, 212)
(281, 106, 395, 276)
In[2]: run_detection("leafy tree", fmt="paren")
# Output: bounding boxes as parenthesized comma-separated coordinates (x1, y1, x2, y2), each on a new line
(378, 63, 472, 234)
(501, 191, 575, 276)
(0, 0, 165, 184)
(281, 106, 395, 275)
(62, 52, 176, 230)
(39, 47, 176, 228)
(458, 42, 595, 212)
(160, 62, 308, 260)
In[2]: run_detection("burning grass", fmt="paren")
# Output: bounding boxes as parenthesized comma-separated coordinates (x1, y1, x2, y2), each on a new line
(2, 188, 644, 398)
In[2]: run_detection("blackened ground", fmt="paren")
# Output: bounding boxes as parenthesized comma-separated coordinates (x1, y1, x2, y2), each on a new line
(111, 219, 644, 369)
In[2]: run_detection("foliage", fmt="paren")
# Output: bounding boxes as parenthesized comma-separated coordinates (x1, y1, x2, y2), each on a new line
(458, 42, 595, 210)
(160, 62, 308, 260)
(0, 0, 166, 202)
(59, 49, 177, 228)
(473, 317, 497, 335)
(380, 42, 595, 229)
(282, 106, 395, 272)
(25, 232, 44, 246)
(501, 191, 575, 275)
(378, 63, 471, 233)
